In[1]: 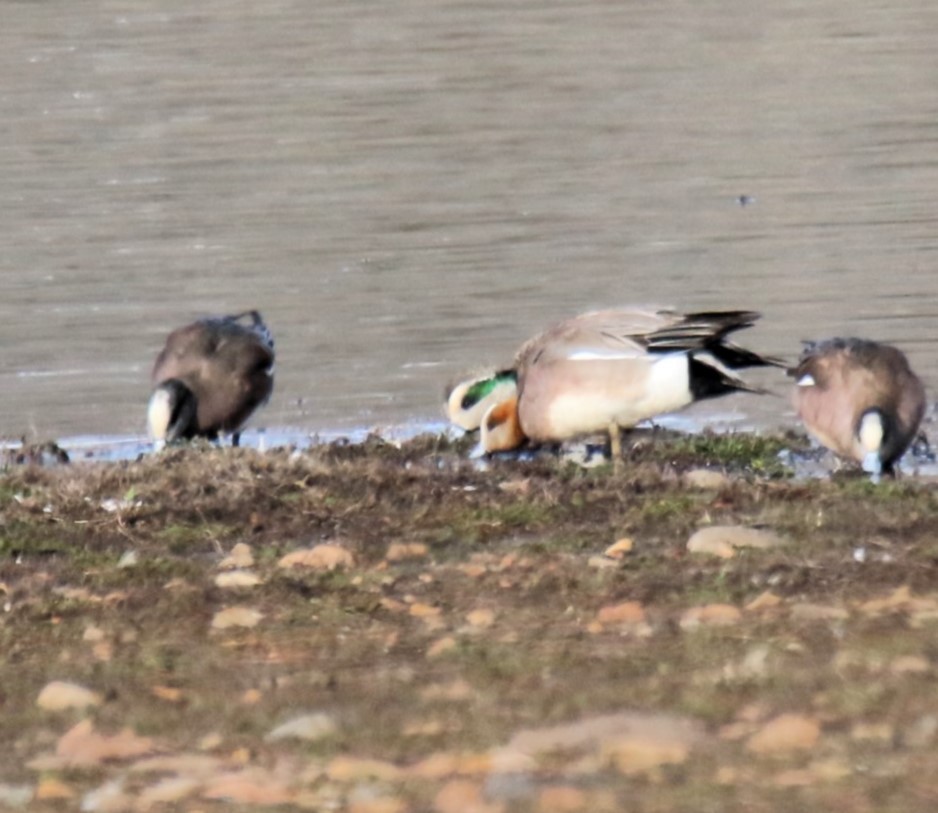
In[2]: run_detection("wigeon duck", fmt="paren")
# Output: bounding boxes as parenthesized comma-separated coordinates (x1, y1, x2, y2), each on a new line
(789, 338, 926, 480)
(445, 370, 518, 431)
(147, 310, 274, 447)
(477, 307, 782, 460)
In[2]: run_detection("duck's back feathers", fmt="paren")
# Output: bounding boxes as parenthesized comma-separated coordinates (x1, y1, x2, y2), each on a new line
(510, 307, 776, 444)
(789, 338, 926, 471)
(150, 310, 275, 441)
(518, 308, 782, 370)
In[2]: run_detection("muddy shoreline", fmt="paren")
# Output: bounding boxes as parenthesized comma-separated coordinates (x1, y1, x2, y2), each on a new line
(3, 431, 938, 811)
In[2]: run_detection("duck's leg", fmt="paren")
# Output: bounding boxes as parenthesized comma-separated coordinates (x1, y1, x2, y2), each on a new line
(608, 423, 622, 472)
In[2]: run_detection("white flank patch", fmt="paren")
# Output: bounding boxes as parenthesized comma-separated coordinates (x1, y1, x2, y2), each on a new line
(643, 353, 694, 414)
(146, 389, 172, 441)
(796, 373, 816, 387)
(545, 353, 692, 436)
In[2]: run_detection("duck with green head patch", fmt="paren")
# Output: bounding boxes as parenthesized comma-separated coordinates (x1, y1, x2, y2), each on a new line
(445, 369, 518, 431)
(474, 307, 783, 462)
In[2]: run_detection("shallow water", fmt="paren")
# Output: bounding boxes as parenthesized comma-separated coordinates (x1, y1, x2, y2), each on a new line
(2, 0, 938, 447)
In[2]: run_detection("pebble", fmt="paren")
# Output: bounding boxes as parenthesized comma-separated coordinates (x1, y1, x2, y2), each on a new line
(746, 713, 820, 754)
(265, 712, 337, 742)
(0, 785, 32, 809)
(36, 680, 102, 711)
(214, 570, 263, 588)
(220, 542, 255, 569)
(211, 606, 263, 629)
(682, 469, 730, 489)
(687, 525, 785, 558)
(278, 544, 355, 571)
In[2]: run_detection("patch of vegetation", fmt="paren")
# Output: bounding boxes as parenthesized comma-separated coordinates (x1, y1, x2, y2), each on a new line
(0, 433, 936, 809)
(647, 430, 795, 477)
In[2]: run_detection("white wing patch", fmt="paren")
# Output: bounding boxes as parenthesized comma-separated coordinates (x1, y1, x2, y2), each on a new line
(566, 349, 642, 361)
(796, 373, 816, 387)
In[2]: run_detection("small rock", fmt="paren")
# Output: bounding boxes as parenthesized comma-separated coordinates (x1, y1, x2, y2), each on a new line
(80, 779, 131, 812)
(679, 604, 741, 629)
(326, 756, 402, 782)
(220, 542, 254, 569)
(278, 544, 354, 571)
(687, 525, 784, 559)
(36, 681, 102, 711)
(857, 584, 912, 615)
(136, 776, 200, 809)
(211, 606, 263, 630)
(811, 758, 851, 782)
(850, 722, 894, 743)
(747, 713, 820, 754)
(427, 636, 458, 658)
(771, 769, 814, 787)
(791, 603, 849, 621)
(150, 685, 184, 703)
(265, 712, 336, 743)
(586, 556, 618, 570)
(466, 608, 496, 628)
(214, 570, 263, 588)
(56, 719, 154, 767)
(498, 478, 531, 495)
(420, 679, 474, 701)
(537, 785, 588, 812)
(386, 542, 429, 562)
(198, 732, 224, 751)
(99, 498, 141, 513)
(202, 769, 295, 805)
(347, 791, 408, 813)
(116, 550, 138, 569)
(682, 469, 730, 489)
(902, 714, 938, 748)
(506, 711, 703, 759)
(0, 784, 32, 808)
(35, 778, 75, 801)
(409, 602, 441, 618)
(890, 655, 930, 674)
(596, 601, 645, 625)
(745, 591, 782, 612)
(603, 538, 634, 559)
(380, 597, 408, 613)
(241, 688, 263, 705)
(83, 625, 106, 642)
(602, 734, 692, 776)
(434, 779, 502, 813)
(484, 771, 536, 802)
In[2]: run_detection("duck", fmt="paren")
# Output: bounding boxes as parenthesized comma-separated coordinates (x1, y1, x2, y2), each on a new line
(788, 338, 926, 480)
(445, 369, 518, 431)
(147, 310, 275, 447)
(476, 307, 783, 459)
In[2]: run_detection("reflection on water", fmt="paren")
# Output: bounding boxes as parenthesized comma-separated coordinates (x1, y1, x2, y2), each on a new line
(2, 0, 938, 445)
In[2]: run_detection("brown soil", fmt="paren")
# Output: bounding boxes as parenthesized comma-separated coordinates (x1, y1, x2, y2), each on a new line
(3, 431, 938, 811)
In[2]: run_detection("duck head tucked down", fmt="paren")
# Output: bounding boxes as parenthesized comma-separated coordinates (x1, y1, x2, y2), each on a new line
(789, 338, 926, 479)
(474, 307, 783, 457)
(445, 370, 518, 431)
(147, 310, 275, 447)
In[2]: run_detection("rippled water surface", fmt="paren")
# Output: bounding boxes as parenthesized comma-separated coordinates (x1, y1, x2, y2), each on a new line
(2, 0, 938, 445)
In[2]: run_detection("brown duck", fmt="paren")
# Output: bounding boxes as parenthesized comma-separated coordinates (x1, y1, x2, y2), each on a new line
(147, 310, 274, 447)
(789, 338, 926, 479)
